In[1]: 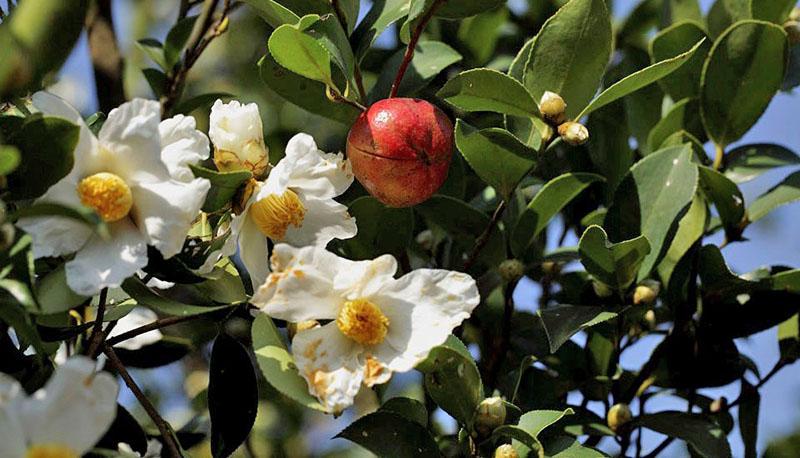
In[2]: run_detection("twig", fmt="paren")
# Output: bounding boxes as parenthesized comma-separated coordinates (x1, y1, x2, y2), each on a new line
(643, 437, 674, 458)
(86, 0, 125, 112)
(462, 200, 507, 271)
(484, 280, 517, 390)
(103, 345, 183, 458)
(86, 288, 108, 358)
(327, 86, 366, 111)
(389, 0, 446, 98)
(105, 313, 211, 347)
(728, 360, 786, 409)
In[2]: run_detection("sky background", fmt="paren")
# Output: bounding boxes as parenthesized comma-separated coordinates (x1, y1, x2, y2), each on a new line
(43, 0, 800, 456)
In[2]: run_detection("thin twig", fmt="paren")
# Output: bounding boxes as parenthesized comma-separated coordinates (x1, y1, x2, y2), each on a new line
(389, 0, 446, 98)
(105, 313, 211, 347)
(103, 345, 183, 458)
(86, 288, 108, 358)
(643, 437, 674, 458)
(484, 279, 517, 390)
(728, 360, 786, 409)
(462, 200, 508, 272)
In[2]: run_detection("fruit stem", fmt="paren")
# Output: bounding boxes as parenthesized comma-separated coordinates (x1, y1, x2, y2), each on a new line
(389, 0, 446, 98)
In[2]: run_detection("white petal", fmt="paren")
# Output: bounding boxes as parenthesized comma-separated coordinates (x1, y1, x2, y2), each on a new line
(292, 322, 364, 414)
(0, 373, 26, 457)
(371, 270, 479, 373)
(252, 244, 350, 321)
(15, 177, 93, 259)
(159, 114, 210, 182)
(65, 220, 148, 296)
(107, 307, 162, 350)
(209, 99, 265, 152)
(282, 196, 357, 247)
(333, 254, 398, 300)
(20, 356, 118, 455)
(32, 91, 98, 171)
(282, 133, 354, 200)
(98, 99, 171, 183)
(0, 372, 22, 404)
(131, 177, 210, 258)
(237, 213, 271, 290)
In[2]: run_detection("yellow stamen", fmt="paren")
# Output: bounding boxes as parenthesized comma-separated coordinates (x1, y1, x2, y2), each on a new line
(249, 189, 306, 240)
(26, 444, 79, 458)
(336, 299, 389, 346)
(76, 172, 133, 222)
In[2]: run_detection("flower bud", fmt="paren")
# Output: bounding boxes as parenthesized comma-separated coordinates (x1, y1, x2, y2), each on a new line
(607, 403, 632, 433)
(499, 259, 525, 282)
(475, 397, 506, 436)
(633, 280, 660, 306)
(592, 280, 613, 298)
(210, 100, 269, 178)
(493, 444, 518, 458)
(710, 397, 728, 413)
(558, 122, 589, 146)
(541, 261, 561, 276)
(643, 309, 657, 330)
(785, 21, 800, 45)
(539, 91, 567, 124)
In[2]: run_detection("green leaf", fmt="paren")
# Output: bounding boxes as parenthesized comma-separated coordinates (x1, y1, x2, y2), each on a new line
(299, 13, 357, 94)
(751, 0, 796, 23)
(258, 53, 360, 124)
(698, 166, 746, 238)
(454, 121, 536, 200)
(335, 0, 360, 34)
(456, 7, 509, 65)
(336, 411, 440, 457)
(748, 170, 800, 222)
(649, 21, 711, 100)
(189, 165, 252, 213)
(518, 408, 574, 438)
(662, 0, 703, 26)
(142, 68, 167, 98)
(634, 412, 732, 458)
(511, 173, 604, 258)
(0, 144, 20, 175)
(646, 98, 705, 153)
(242, 0, 300, 27)
(268, 19, 336, 87)
(438, 68, 539, 118)
(251, 313, 325, 411)
(380, 397, 428, 427)
(164, 16, 197, 69)
(738, 380, 760, 458)
(783, 42, 800, 91)
(4, 115, 78, 200)
(707, 0, 751, 39)
(723, 143, 800, 183)
(778, 314, 800, 362)
(342, 196, 413, 260)
(436, 0, 504, 19)
(209, 334, 258, 458)
(172, 92, 232, 115)
(34, 265, 87, 315)
(135, 38, 167, 70)
(416, 335, 483, 425)
(541, 435, 607, 457)
(579, 225, 651, 291)
(11, 202, 110, 240)
(700, 20, 789, 147)
(537, 304, 617, 353)
(522, 0, 612, 118)
(415, 196, 505, 268)
(579, 38, 706, 118)
(605, 145, 699, 280)
(351, 0, 410, 61)
(657, 193, 707, 286)
(121, 278, 231, 317)
(85, 112, 106, 136)
(371, 41, 461, 100)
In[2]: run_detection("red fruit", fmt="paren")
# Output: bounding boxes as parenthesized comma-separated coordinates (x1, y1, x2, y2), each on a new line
(346, 98, 453, 207)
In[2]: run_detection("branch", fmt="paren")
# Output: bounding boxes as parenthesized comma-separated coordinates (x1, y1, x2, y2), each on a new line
(86, 0, 126, 112)
(389, 0, 446, 98)
(105, 313, 211, 347)
(728, 360, 787, 409)
(86, 288, 108, 358)
(462, 200, 507, 272)
(103, 345, 183, 458)
(483, 279, 517, 390)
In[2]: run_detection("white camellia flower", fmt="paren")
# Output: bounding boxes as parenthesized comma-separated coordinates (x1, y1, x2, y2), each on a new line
(16, 92, 211, 296)
(209, 99, 269, 177)
(0, 356, 118, 458)
(251, 244, 480, 413)
(205, 133, 357, 288)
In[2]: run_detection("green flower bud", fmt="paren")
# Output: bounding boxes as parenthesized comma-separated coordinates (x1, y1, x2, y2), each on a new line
(558, 122, 589, 146)
(607, 403, 632, 433)
(540, 91, 567, 124)
(475, 397, 506, 436)
(494, 444, 518, 458)
(499, 259, 525, 282)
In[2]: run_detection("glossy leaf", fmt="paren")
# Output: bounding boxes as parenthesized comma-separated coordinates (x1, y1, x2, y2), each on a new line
(371, 41, 461, 100)
(454, 120, 536, 200)
(351, 0, 410, 61)
(189, 165, 252, 213)
(634, 411, 732, 458)
(243, 0, 300, 27)
(135, 38, 167, 70)
(436, 0, 505, 19)
(698, 166, 746, 238)
(657, 193, 707, 285)
(738, 380, 760, 458)
(121, 278, 231, 317)
(343, 196, 413, 260)
(522, 0, 613, 118)
(511, 173, 604, 258)
(164, 16, 197, 70)
(579, 225, 651, 291)
(646, 98, 704, 153)
(748, 170, 800, 222)
(707, 0, 751, 39)
(649, 21, 711, 100)
(537, 304, 617, 353)
(0, 145, 20, 176)
(700, 20, 789, 147)
(268, 19, 336, 87)
(724, 144, 800, 183)
(336, 411, 440, 457)
(438, 68, 539, 118)
(34, 265, 87, 314)
(380, 397, 428, 426)
(751, 0, 796, 23)
(778, 314, 800, 362)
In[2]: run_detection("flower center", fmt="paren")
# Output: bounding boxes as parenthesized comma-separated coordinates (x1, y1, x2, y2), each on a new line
(336, 299, 389, 346)
(249, 189, 306, 240)
(26, 444, 79, 458)
(76, 172, 133, 223)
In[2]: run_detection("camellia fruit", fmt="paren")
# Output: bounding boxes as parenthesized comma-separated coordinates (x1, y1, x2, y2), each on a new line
(346, 98, 453, 207)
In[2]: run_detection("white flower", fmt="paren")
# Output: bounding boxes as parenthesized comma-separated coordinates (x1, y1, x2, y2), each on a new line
(16, 92, 211, 296)
(251, 244, 480, 413)
(117, 439, 162, 458)
(209, 99, 269, 177)
(0, 356, 118, 458)
(205, 133, 357, 288)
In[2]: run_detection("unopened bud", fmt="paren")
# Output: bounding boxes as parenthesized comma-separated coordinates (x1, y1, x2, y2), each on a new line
(416, 229, 434, 251)
(541, 261, 560, 276)
(643, 309, 657, 330)
(592, 280, 613, 298)
(558, 122, 589, 146)
(539, 91, 567, 124)
(790, 7, 800, 22)
(475, 397, 506, 436)
(607, 403, 632, 433)
(710, 397, 728, 413)
(499, 259, 525, 282)
(209, 100, 270, 178)
(633, 280, 660, 306)
(493, 444, 518, 458)
(785, 21, 800, 45)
